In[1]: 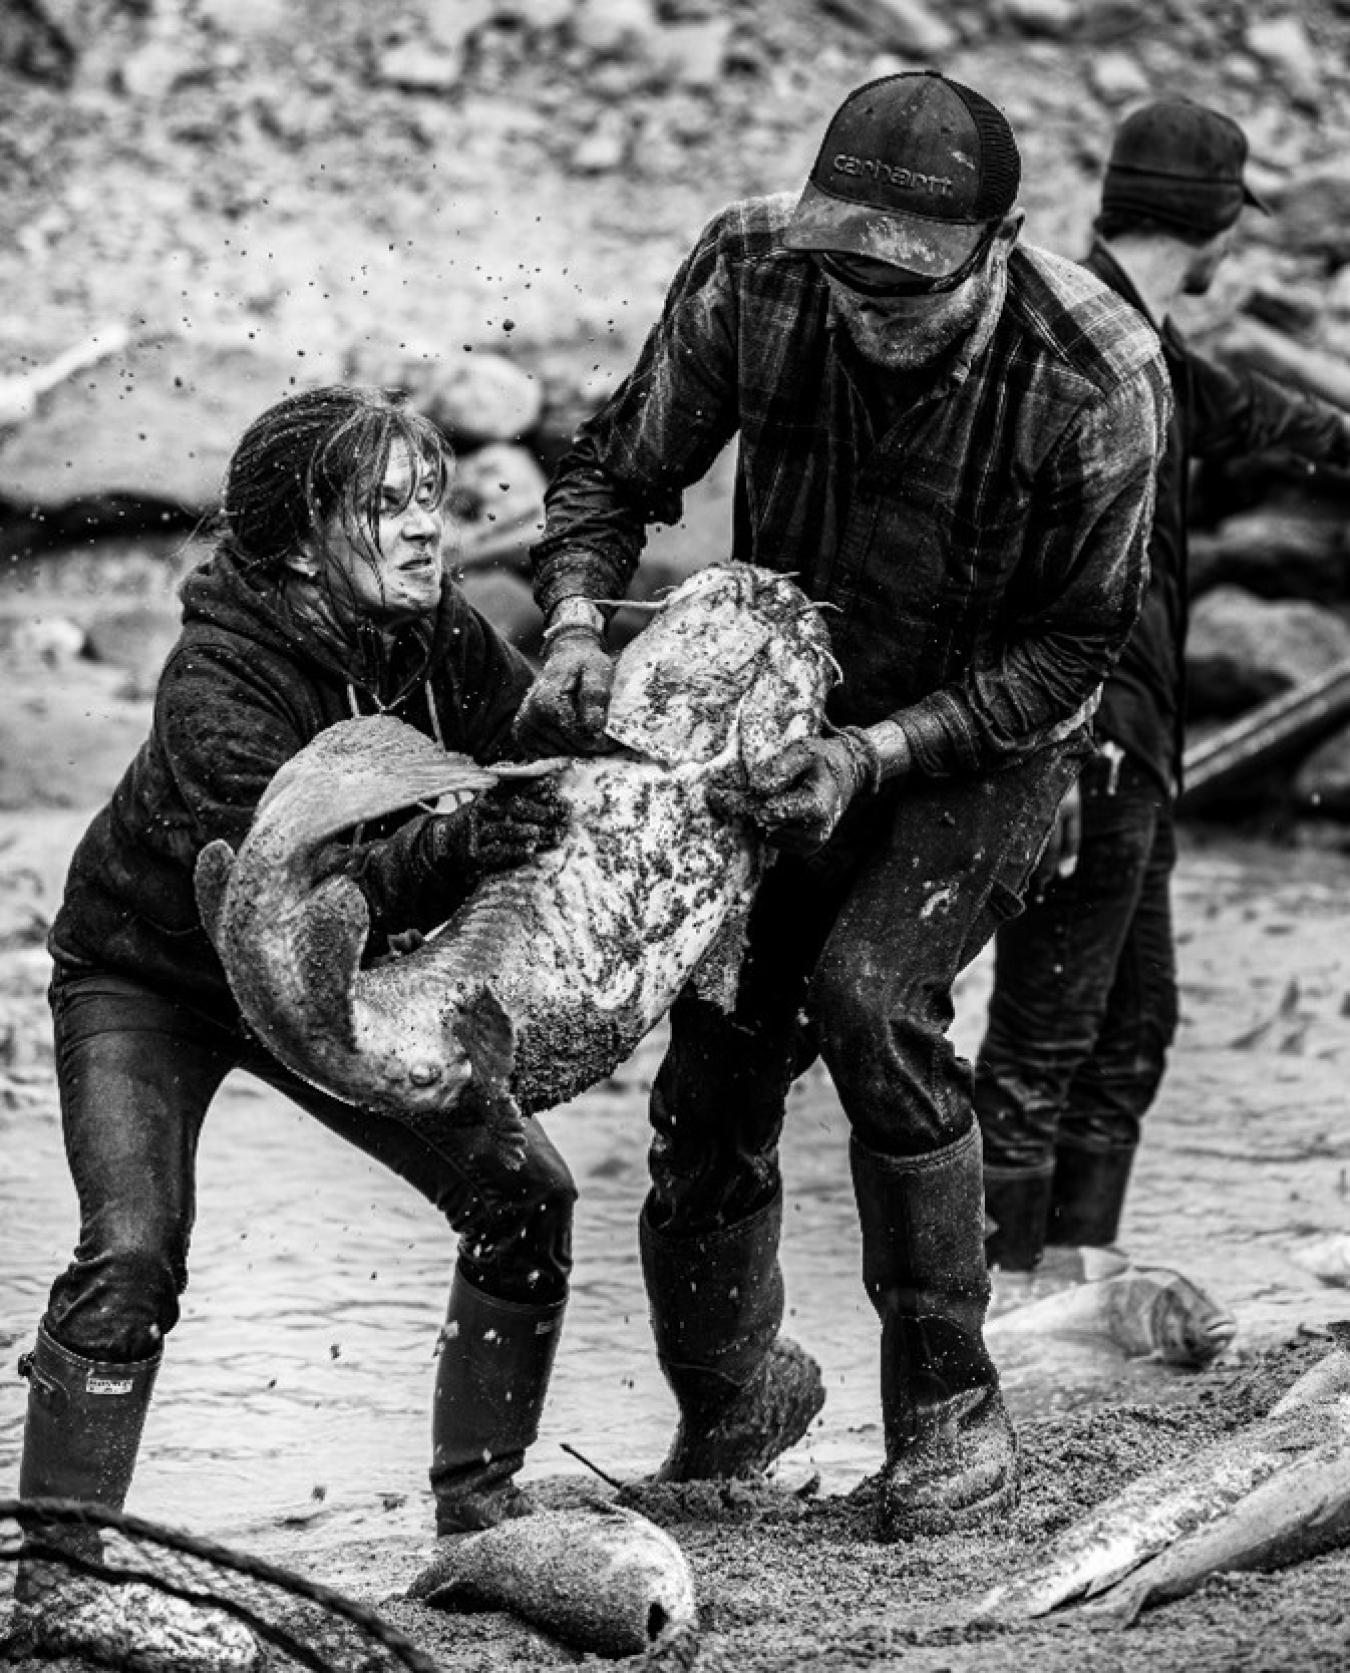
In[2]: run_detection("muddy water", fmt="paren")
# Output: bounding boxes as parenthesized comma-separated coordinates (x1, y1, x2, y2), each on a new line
(3, 823, 1350, 1572)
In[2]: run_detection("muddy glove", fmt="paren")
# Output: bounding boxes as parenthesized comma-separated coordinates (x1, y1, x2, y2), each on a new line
(429, 780, 570, 878)
(713, 728, 883, 856)
(513, 608, 615, 757)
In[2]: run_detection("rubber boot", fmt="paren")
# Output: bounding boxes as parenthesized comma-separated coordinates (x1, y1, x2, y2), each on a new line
(428, 1268, 565, 1535)
(8, 1325, 258, 1671)
(982, 1162, 1054, 1273)
(1047, 1139, 1136, 1248)
(851, 1126, 1019, 1542)
(640, 1190, 824, 1481)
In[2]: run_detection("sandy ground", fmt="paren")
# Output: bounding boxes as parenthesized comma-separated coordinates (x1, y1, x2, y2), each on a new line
(3, 590, 1350, 1672)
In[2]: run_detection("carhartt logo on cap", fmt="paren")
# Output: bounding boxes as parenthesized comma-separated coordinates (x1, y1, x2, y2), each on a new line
(832, 154, 955, 198)
(87, 1374, 135, 1395)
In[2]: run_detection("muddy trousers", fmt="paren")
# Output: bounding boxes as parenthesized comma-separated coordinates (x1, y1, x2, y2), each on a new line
(21, 969, 577, 1556)
(975, 753, 1178, 1269)
(643, 742, 1082, 1507)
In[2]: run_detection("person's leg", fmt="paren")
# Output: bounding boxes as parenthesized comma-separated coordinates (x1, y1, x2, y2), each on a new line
(639, 856, 841, 1479)
(1050, 789, 1178, 1248)
(241, 1042, 577, 1532)
(14, 972, 246, 1663)
(812, 740, 1085, 1540)
(974, 751, 1161, 1271)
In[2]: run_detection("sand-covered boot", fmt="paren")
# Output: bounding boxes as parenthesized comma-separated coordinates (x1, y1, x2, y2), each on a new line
(641, 1191, 824, 1481)
(8, 1324, 258, 1671)
(851, 1127, 1018, 1542)
(427, 1269, 565, 1536)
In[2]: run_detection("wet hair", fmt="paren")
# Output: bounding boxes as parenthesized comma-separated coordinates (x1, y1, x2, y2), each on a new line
(218, 384, 452, 583)
(1093, 208, 1217, 249)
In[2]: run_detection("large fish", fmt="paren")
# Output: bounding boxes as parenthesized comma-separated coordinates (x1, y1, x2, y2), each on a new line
(194, 563, 834, 1153)
(405, 1502, 698, 1659)
(985, 1265, 1237, 1368)
(969, 1324, 1350, 1625)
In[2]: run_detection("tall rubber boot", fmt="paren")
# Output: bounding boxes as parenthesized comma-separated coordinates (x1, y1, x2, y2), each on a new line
(851, 1126, 1019, 1542)
(1047, 1139, 1136, 1248)
(428, 1268, 565, 1535)
(640, 1190, 824, 1482)
(983, 1162, 1054, 1273)
(8, 1325, 258, 1671)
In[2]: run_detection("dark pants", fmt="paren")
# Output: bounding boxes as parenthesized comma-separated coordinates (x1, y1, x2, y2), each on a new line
(43, 971, 577, 1364)
(975, 750, 1179, 1169)
(646, 737, 1089, 1232)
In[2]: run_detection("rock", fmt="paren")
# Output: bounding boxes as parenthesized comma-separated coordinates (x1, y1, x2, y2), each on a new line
(83, 606, 182, 696)
(571, 109, 630, 173)
(0, 336, 318, 511)
(195, 0, 293, 35)
(376, 348, 544, 449)
(4, 615, 87, 667)
(1087, 49, 1150, 103)
(651, 18, 734, 89)
(1293, 722, 1350, 817)
(453, 442, 547, 571)
(996, 0, 1081, 39)
(1186, 586, 1350, 718)
(1244, 15, 1323, 108)
(1073, 0, 1150, 40)
(569, 0, 660, 59)
(1188, 509, 1349, 606)
(375, 40, 463, 92)
(1263, 160, 1350, 267)
(423, 0, 498, 55)
(823, 0, 960, 57)
(495, 0, 575, 30)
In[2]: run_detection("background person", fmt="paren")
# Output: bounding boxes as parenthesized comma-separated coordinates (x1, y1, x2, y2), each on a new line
(514, 71, 1172, 1540)
(10, 385, 569, 1662)
(975, 98, 1350, 1291)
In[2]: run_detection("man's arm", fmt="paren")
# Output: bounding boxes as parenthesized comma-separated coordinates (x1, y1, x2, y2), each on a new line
(1183, 336, 1350, 470)
(864, 364, 1172, 783)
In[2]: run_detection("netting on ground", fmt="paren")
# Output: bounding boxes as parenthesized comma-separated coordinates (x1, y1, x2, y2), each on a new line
(0, 1497, 444, 1673)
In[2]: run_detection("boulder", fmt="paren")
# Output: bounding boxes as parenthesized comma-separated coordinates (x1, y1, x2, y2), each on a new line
(454, 442, 547, 572)
(1244, 15, 1323, 108)
(1188, 509, 1349, 606)
(0, 335, 318, 511)
(1186, 585, 1350, 718)
(1293, 722, 1350, 818)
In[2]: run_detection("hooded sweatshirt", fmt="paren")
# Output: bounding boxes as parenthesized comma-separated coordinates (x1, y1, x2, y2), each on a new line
(49, 546, 534, 1020)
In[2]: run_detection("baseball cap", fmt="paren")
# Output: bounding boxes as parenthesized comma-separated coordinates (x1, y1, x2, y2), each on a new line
(1101, 99, 1271, 235)
(784, 71, 1022, 278)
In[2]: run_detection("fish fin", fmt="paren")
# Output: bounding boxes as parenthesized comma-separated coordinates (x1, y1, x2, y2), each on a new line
(274, 878, 367, 1048)
(193, 839, 236, 947)
(450, 985, 527, 1169)
(257, 717, 501, 846)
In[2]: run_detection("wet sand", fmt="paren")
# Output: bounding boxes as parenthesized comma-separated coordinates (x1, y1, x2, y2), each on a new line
(3, 656, 1350, 1669)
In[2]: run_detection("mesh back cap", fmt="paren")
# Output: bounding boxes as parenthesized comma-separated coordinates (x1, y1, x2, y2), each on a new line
(785, 71, 1022, 276)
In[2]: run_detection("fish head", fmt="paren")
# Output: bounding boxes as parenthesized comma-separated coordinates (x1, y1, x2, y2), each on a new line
(606, 564, 835, 769)
(1148, 1272, 1238, 1367)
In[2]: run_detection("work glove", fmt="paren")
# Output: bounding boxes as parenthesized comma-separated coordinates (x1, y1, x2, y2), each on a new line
(710, 727, 883, 856)
(428, 779, 570, 878)
(1029, 778, 1082, 901)
(513, 625, 615, 757)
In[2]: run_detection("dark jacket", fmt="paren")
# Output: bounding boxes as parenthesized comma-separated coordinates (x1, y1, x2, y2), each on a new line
(49, 548, 534, 1018)
(1084, 238, 1350, 792)
(534, 195, 1172, 776)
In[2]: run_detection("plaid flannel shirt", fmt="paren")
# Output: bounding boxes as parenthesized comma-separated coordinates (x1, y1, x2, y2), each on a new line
(533, 194, 1172, 775)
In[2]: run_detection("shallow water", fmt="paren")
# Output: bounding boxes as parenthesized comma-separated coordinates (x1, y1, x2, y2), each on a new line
(3, 825, 1350, 1575)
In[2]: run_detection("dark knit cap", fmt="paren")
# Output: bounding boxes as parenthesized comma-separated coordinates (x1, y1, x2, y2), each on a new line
(1101, 98, 1271, 236)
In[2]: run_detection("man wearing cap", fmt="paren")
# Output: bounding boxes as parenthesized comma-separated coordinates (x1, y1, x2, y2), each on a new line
(976, 99, 1350, 1289)
(514, 72, 1172, 1540)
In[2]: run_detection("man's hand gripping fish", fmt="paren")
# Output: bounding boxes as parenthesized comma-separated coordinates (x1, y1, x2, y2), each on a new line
(195, 563, 835, 1162)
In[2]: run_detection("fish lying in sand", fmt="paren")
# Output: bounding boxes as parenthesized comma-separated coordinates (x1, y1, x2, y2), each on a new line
(406, 1503, 697, 1659)
(970, 1322, 1350, 1626)
(985, 1265, 1237, 1368)
(195, 563, 834, 1154)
